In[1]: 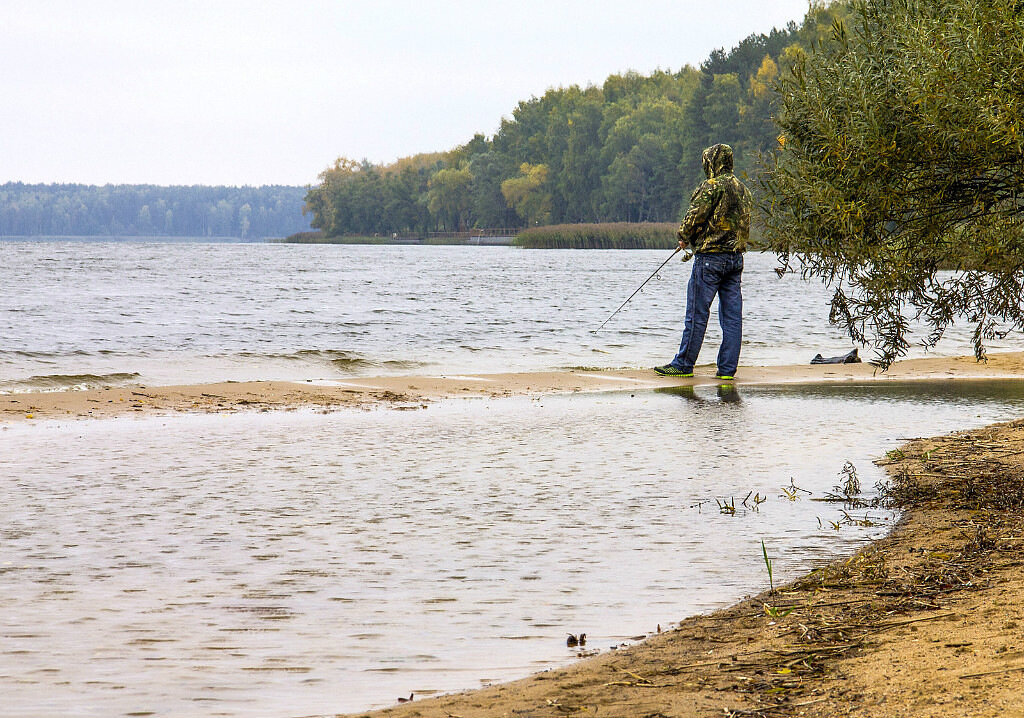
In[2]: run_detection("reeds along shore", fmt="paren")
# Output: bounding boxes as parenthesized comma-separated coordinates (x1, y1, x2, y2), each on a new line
(284, 222, 770, 249)
(513, 222, 767, 249)
(284, 223, 679, 248)
(514, 222, 677, 249)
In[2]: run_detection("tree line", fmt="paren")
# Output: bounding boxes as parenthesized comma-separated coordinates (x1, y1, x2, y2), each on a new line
(0, 183, 312, 239)
(304, 2, 852, 238)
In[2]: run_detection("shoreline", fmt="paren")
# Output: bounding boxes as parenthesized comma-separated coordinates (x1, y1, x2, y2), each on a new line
(5, 353, 1024, 716)
(3, 351, 1024, 424)
(344, 417, 1024, 717)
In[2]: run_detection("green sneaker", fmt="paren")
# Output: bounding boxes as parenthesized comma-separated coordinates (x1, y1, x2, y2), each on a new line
(715, 374, 735, 380)
(654, 364, 693, 377)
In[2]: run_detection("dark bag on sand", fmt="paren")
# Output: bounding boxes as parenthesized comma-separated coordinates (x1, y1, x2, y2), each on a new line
(811, 348, 861, 365)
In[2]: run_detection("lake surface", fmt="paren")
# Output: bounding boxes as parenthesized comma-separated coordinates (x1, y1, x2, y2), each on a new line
(2, 241, 1023, 717)
(1, 242, 1015, 392)
(4, 381, 1024, 717)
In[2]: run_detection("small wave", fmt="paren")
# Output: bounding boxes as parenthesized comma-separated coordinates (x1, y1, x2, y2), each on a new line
(1, 372, 141, 393)
(330, 356, 373, 371)
(330, 357, 428, 374)
(236, 349, 367, 363)
(234, 350, 426, 374)
(294, 349, 375, 371)
(0, 349, 95, 360)
(377, 359, 428, 371)
(231, 349, 370, 372)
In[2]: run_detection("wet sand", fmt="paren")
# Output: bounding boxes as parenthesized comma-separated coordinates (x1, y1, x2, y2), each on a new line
(5, 352, 1024, 716)
(3, 351, 1024, 424)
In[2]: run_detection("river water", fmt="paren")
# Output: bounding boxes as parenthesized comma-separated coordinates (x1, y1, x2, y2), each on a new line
(2, 241, 1023, 717)
(1, 242, 1015, 391)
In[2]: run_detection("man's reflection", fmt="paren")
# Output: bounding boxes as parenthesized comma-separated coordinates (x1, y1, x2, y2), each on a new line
(655, 383, 742, 404)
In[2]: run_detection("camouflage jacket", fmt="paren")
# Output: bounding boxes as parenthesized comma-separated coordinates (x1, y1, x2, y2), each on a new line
(677, 144, 752, 253)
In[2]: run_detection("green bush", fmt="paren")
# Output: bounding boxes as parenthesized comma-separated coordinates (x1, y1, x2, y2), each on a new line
(760, 0, 1024, 368)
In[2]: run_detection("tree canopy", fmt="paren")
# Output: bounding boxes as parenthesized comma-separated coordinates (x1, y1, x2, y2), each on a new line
(760, 0, 1024, 367)
(304, 3, 850, 238)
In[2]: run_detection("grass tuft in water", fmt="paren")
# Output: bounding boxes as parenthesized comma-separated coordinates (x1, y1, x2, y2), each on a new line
(762, 539, 775, 595)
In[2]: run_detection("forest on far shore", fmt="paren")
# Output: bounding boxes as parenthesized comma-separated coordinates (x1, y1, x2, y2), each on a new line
(1, 3, 850, 243)
(303, 2, 851, 239)
(0, 183, 311, 239)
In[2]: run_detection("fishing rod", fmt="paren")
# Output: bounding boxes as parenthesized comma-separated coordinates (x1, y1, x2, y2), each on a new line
(593, 246, 690, 333)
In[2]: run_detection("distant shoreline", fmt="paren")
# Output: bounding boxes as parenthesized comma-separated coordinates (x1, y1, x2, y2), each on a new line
(281, 230, 513, 246)
(0, 234, 269, 243)
(0, 182, 310, 239)
(283, 222, 680, 249)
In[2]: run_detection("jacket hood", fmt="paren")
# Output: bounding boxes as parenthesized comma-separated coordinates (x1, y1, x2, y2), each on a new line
(702, 144, 734, 179)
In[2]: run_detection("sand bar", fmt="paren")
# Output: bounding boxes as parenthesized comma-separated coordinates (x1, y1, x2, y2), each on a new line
(3, 351, 1023, 424)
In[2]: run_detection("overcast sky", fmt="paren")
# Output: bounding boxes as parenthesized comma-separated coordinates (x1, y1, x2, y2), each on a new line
(2, 1, 810, 187)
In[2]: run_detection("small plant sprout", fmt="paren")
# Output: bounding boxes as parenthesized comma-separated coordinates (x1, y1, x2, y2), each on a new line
(840, 510, 877, 527)
(838, 461, 861, 499)
(741, 491, 767, 510)
(761, 539, 775, 595)
(763, 603, 796, 619)
(717, 497, 736, 515)
(872, 478, 894, 508)
(780, 478, 811, 501)
(822, 462, 865, 505)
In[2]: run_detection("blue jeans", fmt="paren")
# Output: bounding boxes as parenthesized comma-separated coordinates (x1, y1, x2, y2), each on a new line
(669, 252, 743, 376)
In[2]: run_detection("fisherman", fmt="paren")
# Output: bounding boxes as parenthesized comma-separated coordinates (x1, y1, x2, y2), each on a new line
(654, 143, 752, 380)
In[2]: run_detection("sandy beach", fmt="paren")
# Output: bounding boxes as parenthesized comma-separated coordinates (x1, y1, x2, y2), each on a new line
(5, 352, 1024, 717)
(3, 351, 1024, 425)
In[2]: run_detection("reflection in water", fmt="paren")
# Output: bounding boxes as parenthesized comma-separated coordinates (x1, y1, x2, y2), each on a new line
(657, 383, 743, 404)
(761, 378, 1024, 405)
(2, 381, 1024, 716)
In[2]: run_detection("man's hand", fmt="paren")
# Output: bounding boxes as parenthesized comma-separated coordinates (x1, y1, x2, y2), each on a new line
(678, 240, 692, 261)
